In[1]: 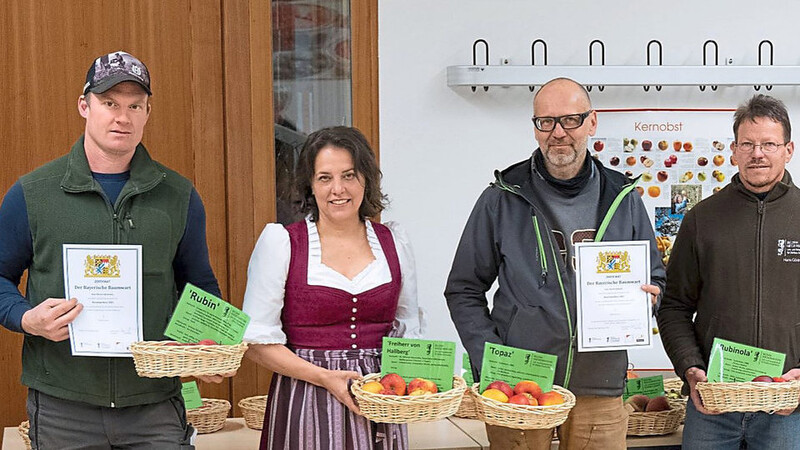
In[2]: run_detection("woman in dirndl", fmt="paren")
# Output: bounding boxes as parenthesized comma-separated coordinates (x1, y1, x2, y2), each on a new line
(242, 126, 423, 450)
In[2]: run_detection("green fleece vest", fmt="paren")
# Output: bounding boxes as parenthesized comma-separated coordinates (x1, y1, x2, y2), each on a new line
(20, 137, 192, 407)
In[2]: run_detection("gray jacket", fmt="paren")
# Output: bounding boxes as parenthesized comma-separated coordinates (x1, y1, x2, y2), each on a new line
(445, 154, 666, 396)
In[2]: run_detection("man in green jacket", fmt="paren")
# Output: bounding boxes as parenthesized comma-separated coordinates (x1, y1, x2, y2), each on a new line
(659, 94, 800, 449)
(0, 51, 226, 448)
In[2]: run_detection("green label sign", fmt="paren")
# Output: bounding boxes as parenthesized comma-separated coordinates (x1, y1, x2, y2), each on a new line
(164, 283, 250, 345)
(462, 352, 475, 385)
(381, 337, 456, 391)
(479, 343, 557, 393)
(707, 338, 786, 383)
(181, 381, 203, 410)
(623, 375, 665, 401)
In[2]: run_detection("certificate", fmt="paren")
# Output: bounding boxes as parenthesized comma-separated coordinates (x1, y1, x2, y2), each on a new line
(63, 244, 143, 357)
(575, 240, 652, 352)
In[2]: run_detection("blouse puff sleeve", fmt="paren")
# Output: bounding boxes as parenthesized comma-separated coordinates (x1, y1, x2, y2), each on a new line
(241, 221, 426, 344)
(385, 221, 426, 339)
(242, 224, 290, 345)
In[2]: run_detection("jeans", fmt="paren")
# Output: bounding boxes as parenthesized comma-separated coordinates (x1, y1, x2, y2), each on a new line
(683, 397, 800, 450)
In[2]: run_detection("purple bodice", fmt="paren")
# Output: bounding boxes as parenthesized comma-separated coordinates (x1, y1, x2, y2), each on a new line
(281, 221, 402, 350)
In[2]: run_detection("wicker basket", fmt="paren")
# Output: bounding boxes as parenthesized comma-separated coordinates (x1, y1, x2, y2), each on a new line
(663, 377, 684, 393)
(696, 380, 800, 413)
(350, 374, 467, 423)
(238, 395, 268, 430)
(18, 420, 31, 450)
(130, 341, 248, 378)
(454, 389, 478, 419)
(471, 384, 576, 430)
(626, 400, 684, 436)
(663, 377, 688, 423)
(187, 398, 231, 434)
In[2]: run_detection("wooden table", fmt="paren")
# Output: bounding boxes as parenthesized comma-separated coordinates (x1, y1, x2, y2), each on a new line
(3, 418, 682, 449)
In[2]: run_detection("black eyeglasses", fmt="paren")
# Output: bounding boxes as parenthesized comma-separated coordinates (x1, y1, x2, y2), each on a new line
(734, 142, 788, 154)
(532, 111, 592, 132)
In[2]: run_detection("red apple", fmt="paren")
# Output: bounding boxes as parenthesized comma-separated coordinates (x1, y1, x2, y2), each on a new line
(593, 140, 604, 151)
(486, 380, 513, 399)
(752, 375, 774, 383)
(773, 377, 788, 382)
(538, 391, 565, 406)
(513, 380, 543, 398)
(508, 394, 533, 405)
(197, 339, 218, 345)
(380, 373, 407, 395)
(697, 157, 708, 166)
(642, 140, 653, 151)
(407, 377, 438, 394)
(520, 392, 537, 405)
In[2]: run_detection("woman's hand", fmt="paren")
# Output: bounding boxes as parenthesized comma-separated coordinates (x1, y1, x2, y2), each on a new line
(318, 369, 363, 415)
(245, 344, 363, 414)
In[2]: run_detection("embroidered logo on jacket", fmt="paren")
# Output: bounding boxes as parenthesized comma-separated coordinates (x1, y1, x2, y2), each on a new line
(777, 239, 800, 263)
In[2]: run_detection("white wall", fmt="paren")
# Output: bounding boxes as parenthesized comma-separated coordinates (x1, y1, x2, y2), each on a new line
(378, 1, 800, 369)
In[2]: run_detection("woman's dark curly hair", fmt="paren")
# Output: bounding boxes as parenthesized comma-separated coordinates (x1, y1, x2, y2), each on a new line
(296, 126, 388, 221)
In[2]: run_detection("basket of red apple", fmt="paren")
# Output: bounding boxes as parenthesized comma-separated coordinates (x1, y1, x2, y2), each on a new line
(471, 380, 576, 430)
(18, 420, 31, 450)
(625, 395, 684, 436)
(696, 376, 800, 413)
(129, 340, 248, 378)
(186, 398, 231, 434)
(350, 373, 467, 423)
(238, 395, 268, 430)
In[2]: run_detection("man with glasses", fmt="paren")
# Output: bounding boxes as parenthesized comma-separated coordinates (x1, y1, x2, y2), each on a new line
(658, 94, 800, 449)
(446, 77, 665, 449)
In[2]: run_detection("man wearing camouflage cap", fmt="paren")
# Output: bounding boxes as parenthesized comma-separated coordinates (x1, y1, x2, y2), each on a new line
(0, 51, 226, 448)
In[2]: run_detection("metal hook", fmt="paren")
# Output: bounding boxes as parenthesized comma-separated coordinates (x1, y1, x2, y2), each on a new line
(645, 40, 663, 92)
(471, 39, 489, 92)
(588, 40, 605, 92)
(701, 40, 719, 92)
(529, 40, 548, 92)
(757, 40, 774, 91)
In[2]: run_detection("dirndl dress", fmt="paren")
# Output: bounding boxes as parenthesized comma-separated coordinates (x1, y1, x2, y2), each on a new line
(259, 220, 408, 450)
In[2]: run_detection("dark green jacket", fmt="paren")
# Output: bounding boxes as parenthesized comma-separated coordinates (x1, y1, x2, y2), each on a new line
(20, 137, 192, 407)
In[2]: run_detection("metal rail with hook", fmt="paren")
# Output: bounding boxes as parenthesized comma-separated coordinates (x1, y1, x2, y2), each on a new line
(450, 39, 800, 92)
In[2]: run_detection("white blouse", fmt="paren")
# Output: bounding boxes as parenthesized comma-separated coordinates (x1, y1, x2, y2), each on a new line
(242, 218, 424, 344)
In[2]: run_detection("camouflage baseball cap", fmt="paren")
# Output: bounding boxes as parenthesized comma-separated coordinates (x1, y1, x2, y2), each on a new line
(83, 51, 151, 95)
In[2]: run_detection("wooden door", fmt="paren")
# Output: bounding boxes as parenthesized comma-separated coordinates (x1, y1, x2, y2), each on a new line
(0, 0, 377, 434)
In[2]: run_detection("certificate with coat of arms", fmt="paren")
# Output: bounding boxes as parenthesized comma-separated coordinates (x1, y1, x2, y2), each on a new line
(574, 240, 652, 352)
(63, 244, 143, 357)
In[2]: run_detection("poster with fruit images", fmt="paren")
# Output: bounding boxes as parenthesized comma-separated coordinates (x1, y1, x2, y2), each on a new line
(591, 109, 736, 369)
